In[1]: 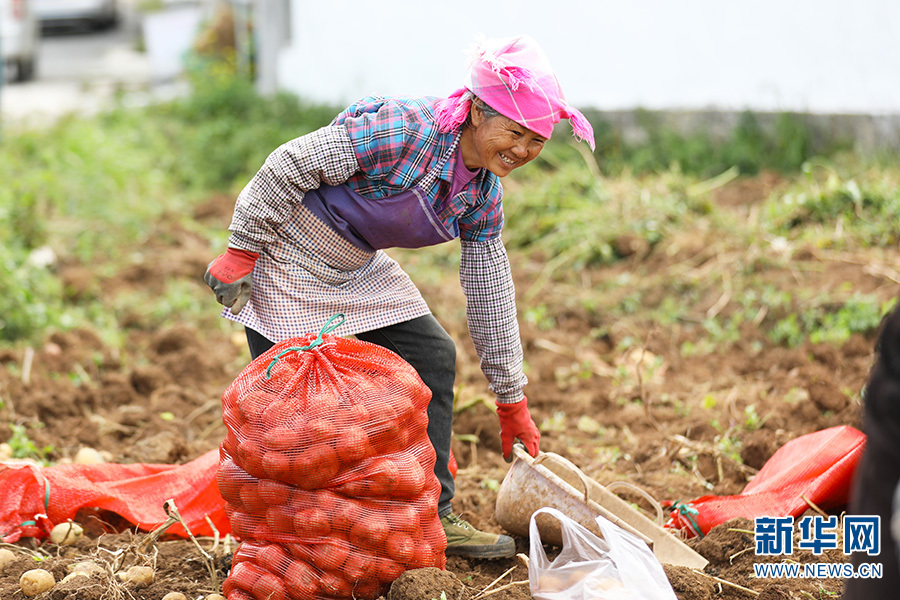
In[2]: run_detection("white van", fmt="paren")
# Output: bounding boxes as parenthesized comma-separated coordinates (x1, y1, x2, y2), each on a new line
(0, 0, 39, 81)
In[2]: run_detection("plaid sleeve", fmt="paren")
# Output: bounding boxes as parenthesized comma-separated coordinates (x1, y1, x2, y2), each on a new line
(458, 173, 504, 242)
(228, 125, 359, 251)
(459, 237, 528, 403)
(337, 96, 439, 190)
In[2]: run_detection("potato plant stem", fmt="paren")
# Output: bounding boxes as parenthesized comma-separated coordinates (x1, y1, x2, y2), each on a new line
(162, 500, 218, 590)
(691, 569, 760, 596)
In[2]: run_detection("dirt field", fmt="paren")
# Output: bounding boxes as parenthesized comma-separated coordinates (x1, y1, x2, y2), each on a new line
(0, 174, 893, 599)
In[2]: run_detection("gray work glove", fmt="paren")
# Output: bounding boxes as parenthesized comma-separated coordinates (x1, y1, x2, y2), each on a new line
(204, 247, 259, 315)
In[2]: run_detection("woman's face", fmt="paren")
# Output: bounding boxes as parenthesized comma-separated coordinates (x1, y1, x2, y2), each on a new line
(463, 104, 547, 177)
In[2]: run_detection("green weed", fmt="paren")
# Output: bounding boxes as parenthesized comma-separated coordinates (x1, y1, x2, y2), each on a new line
(7, 423, 54, 465)
(576, 415, 604, 435)
(480, 478, 500, 492)
(716, 434, 743, 463)
(770, 294, 893, 347)
(523, 304, 556, 331)
(744, 405, 763, 430)
(539, 412, 568, 433)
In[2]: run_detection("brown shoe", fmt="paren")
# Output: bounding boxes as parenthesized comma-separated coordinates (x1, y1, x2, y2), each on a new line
(441, 513, 516, 559)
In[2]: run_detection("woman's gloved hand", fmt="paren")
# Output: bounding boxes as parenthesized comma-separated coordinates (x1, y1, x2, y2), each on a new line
(204, 248, 259, 315)
(496, 396, 541, 461)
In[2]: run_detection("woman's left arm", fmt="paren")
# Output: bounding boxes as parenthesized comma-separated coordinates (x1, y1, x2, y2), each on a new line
(460, 237, 541, 459)
(459, 237, 528, 402)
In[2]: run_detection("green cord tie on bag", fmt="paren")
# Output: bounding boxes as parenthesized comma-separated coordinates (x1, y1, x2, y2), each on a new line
(18, 475, 51, 528)
(670, 500, 704, 538)
(266, 313, 345, 379)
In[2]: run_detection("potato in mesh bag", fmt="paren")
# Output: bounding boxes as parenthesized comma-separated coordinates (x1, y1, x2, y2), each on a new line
(218, 318, 446, 599)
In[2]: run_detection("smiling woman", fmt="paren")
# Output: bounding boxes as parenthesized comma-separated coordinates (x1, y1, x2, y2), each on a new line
(203, 34, 594, 562)
(459, 101, 547, 176)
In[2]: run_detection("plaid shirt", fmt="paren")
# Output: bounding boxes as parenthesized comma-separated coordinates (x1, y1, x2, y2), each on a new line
(335, 95, 504, 242)
(227, 96, 527, 402)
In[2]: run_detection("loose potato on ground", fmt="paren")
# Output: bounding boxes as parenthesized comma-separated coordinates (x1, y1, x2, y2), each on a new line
(49, 521, 83, 545)
(0, 548, 16, 571)
(117, 565, 155, 587)
(20, 569, 55, 597)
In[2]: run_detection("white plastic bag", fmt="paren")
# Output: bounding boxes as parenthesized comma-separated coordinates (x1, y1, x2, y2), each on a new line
(529, 507, 677, 600)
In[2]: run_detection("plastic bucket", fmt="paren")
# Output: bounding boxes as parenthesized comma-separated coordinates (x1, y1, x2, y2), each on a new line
(495, 446, 708, 569)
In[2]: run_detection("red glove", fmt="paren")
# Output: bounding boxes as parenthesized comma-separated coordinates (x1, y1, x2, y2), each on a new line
(496, 396, 541, 462)
(204, 248, 259, 315)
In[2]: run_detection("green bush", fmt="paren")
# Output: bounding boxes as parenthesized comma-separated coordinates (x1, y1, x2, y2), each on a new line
(0, 71, 339, 344)
(127, 74, 339, 191)
(581, 110, 830, 177)
(0, 249, 62, 342)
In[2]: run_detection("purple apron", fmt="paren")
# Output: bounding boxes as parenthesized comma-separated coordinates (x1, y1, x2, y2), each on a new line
(302, 136, 473, 252)
(303, 184, 457, 251)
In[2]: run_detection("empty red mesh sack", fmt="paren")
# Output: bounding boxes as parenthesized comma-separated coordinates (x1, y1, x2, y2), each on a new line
(218, 316, 446, 600)
(0, 450, 228, 544)
(663, 425, 866, 537)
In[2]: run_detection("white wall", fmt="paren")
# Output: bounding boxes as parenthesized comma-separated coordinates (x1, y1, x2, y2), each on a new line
(275, 0, 900, 115)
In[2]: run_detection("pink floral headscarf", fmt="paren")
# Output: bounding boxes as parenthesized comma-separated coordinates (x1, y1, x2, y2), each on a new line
(435, 35, 595, 150)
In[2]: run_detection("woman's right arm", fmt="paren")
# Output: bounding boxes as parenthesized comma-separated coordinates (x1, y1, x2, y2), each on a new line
(227, 125, 360, 252)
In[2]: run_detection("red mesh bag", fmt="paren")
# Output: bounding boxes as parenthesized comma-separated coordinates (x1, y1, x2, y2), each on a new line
(218, 315, 446, 600)
(663, 425, 866, 537)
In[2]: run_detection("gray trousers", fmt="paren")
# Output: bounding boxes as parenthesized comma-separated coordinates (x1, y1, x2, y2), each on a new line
(246, 314, 457, 517)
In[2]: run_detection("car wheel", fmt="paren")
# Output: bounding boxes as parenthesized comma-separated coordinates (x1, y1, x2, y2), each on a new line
(14, 56, 36, 82)
(103, 11, 120, 29)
